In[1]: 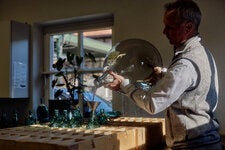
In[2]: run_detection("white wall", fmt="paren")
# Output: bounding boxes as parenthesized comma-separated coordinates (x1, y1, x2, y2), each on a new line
(0, 0, 225, 134)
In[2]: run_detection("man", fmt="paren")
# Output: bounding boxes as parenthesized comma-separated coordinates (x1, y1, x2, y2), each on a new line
(106, 0, 222, 149)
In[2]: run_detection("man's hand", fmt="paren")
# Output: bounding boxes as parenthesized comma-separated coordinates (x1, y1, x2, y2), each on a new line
(154, 66, 163, 75)
(144, 66, 167, 85)
(105, 71, 125, 91)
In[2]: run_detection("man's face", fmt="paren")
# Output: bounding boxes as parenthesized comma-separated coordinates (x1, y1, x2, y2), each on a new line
(163, 10, 189, 48)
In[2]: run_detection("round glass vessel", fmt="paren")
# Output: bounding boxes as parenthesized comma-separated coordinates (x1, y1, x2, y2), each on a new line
(94, 38, 163, 88)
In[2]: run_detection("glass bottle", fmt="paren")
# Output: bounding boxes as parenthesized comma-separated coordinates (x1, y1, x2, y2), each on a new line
(36, 98, 49, 123)
(49, 109, 60, 127)
(29, 111, 36, 125)
(0, 111, 8, 128)
(12, 110, 18, 127)
(69, 108, 83, 128)
(97, 109, 108, 125)
(86, 101, 100, 129)
(60, 109, 69, 128)
(25, 111, 36, 126)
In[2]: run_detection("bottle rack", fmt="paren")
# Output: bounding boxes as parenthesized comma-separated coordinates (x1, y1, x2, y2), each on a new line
(0, 117, 165, 150)
(0, 125, 145, 150)
(108, 117, 166, 149)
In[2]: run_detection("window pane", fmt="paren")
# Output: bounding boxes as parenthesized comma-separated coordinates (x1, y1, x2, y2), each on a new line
(52, 33, 79, 71)
(83, 29, 112, 69)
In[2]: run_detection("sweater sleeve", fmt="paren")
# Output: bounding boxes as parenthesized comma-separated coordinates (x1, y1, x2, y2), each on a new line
(119, 59, 198, 114)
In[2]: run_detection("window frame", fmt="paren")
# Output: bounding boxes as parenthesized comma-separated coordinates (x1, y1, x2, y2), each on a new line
(42, 14, 113, 114)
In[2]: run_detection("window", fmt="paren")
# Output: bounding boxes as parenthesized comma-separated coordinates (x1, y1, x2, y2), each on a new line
(43, 15, 113, 113)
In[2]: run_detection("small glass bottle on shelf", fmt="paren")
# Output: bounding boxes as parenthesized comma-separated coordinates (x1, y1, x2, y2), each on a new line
(97, 109, 108, 125)
(49, 109, 60, 127)
(60, 109, 69, 128)
(86, 101, 100, 129)
(69, 108, 83, 128)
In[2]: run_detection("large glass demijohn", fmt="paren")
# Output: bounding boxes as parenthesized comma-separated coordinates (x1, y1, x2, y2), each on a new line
(94, 38, 163, 88)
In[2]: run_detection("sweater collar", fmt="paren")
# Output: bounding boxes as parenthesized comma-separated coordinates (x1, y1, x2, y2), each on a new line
(174, 35, 201, 56)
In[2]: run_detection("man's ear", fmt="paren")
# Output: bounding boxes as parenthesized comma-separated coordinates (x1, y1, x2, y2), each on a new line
(185, 22, 194, 34)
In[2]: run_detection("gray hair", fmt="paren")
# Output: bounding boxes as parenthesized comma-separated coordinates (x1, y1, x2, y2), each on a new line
(164, 0, 202, 30)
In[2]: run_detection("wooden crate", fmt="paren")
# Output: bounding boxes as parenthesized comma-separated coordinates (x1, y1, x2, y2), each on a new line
(108, 117, 165, 149)
(0, 125, 146, 150)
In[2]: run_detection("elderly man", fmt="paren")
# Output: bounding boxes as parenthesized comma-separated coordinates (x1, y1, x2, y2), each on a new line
(106, 0, 222, 149)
